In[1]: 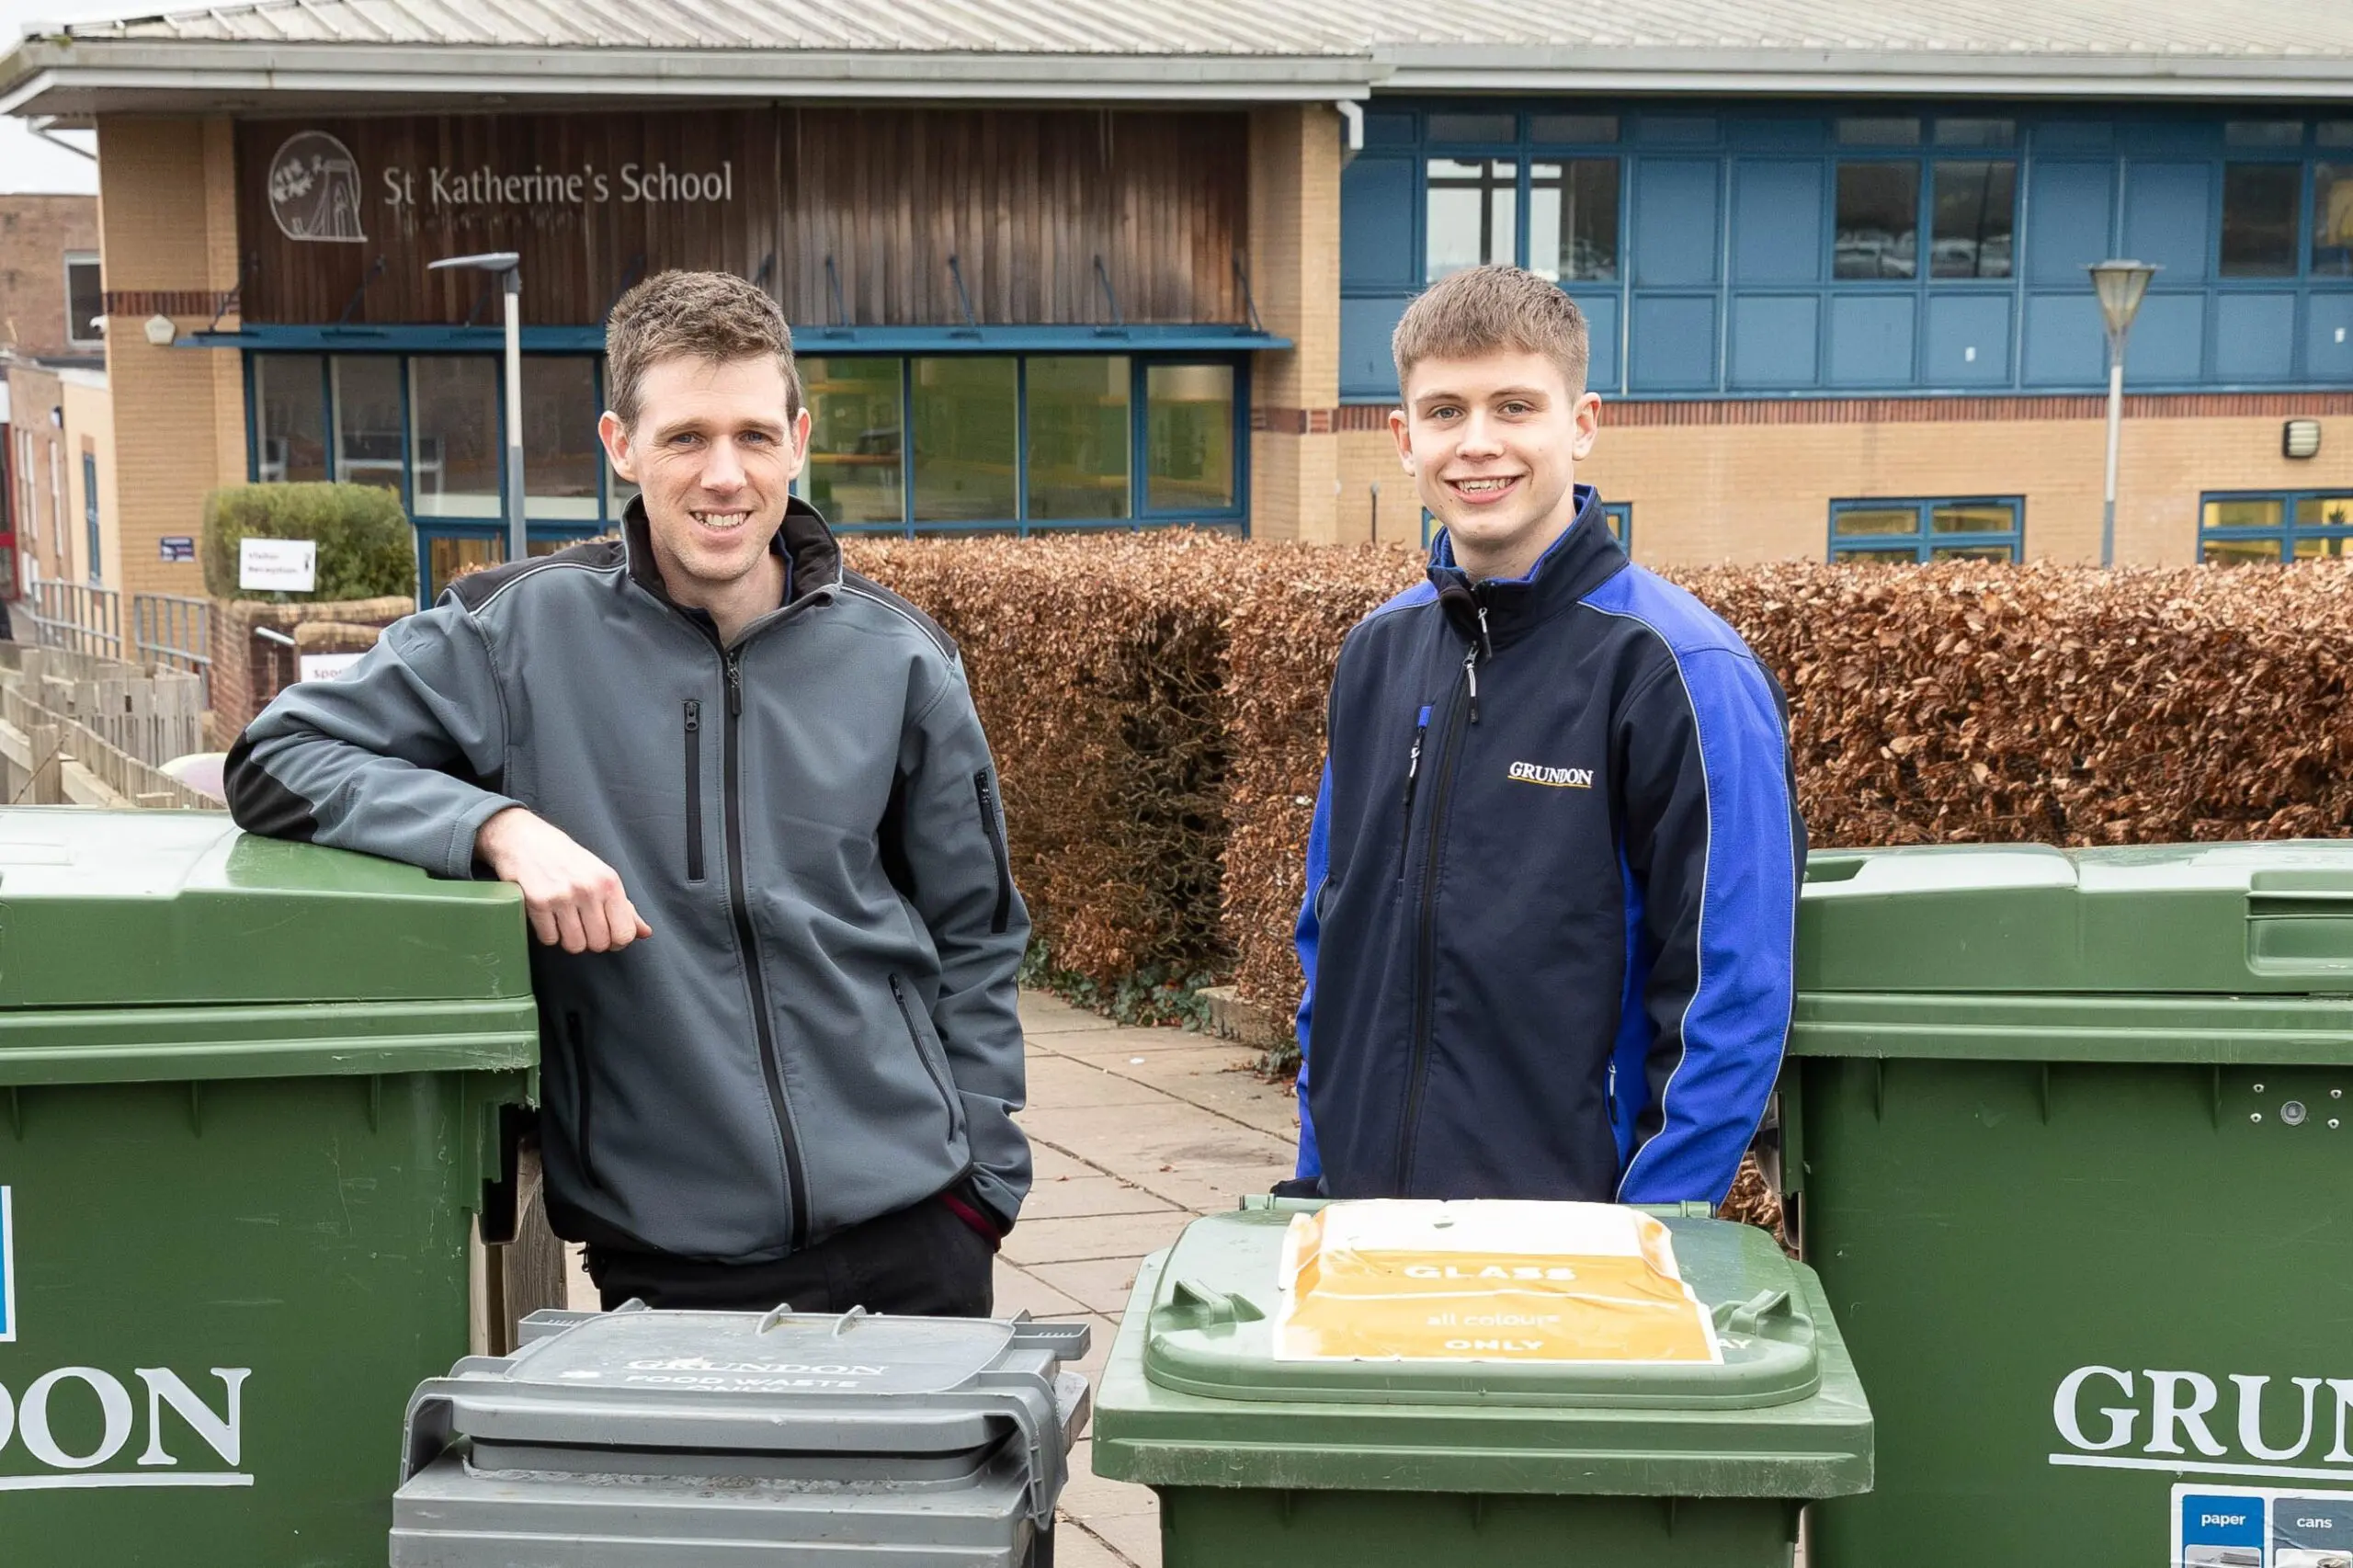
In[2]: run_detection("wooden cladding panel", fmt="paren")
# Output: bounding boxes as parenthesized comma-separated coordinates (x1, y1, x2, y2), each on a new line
(237, 108, 1245, 327)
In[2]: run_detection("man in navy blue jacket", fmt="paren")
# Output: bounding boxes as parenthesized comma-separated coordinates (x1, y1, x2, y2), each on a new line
(1289, 264, 1803, 1209)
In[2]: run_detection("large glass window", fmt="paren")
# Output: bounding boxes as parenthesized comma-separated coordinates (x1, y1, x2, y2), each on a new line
(1831, 497, 2022, 562)
(522, 356, 602, 520)
(409, 357, 502, 517)
(2222, 164, 2302, 278)
(1930, 161, 2016, 278)
(1026, 357, 1131, 520)
(331, 356, 404, 493)
(912, 358, 1017, 523)
(1835, 163, 1920, 278)
(1427, 159, 1518, 282)
(2201, 491, 2353, 562)
(1144, 363, 1235, 514)
(254, 356, 327, 483)
(1530, 160, 1620, 282)
(801, 357, 904, 525)
(2315, 164, 2353, 277)
(426, 534, 504, 601)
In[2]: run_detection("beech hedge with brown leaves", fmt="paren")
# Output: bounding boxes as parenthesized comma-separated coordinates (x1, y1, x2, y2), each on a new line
(853, 535, 2353, 1017)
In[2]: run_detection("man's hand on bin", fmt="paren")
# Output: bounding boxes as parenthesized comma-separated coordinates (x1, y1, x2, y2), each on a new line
(478, 807, 654, 954)
(1270, 1176, 1324, 1199)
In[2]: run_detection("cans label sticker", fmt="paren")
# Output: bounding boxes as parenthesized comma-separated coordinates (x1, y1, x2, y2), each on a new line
(1272, 1199, 1722, 1365)
(2174, 1483, 2353, 1567)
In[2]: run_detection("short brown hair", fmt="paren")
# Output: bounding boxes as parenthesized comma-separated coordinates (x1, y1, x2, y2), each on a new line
(605, 270, 801, 427)
(1392, 265, 1590, 395)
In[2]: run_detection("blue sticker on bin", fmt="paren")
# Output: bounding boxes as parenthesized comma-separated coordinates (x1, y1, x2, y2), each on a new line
(2185, 1493, 2266, 1549)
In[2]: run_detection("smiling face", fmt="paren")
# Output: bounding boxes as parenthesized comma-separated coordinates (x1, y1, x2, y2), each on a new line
(597, 354, 812, 610)
(1391, 347, 1601, 582)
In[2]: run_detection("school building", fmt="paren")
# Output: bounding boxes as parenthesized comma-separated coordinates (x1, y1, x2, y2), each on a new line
(2, 0, 2350, 608)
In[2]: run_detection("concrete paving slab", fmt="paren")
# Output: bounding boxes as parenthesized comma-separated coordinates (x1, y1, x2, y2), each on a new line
(1048, 1521, 1140, 1568)
(1026, 1256, 1149, 1316)
(1018, 991, 1109, 1036)
(1020, 1175, 1178, 1221)
(1003, 1210, 1195, 1267)
(1078, 1507, 1165, 1568)
(993, 1258, 1090, 1319)
(1038, 1025, 1217, 1058)
(1022, 1054, 1183, 1108)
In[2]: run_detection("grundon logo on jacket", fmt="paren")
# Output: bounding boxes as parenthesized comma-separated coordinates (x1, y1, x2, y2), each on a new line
(1506, 761, 1596, 790)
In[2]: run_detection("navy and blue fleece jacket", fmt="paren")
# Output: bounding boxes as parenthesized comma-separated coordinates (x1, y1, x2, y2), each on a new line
(1292, 485, 1802, 1207)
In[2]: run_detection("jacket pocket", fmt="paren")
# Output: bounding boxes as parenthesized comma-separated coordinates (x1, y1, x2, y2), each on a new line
(683, 700, 706, 882)
(890, 973, 963, 1138)
(972, 771, 1014, 935)
(564, 1011, 605, 1191)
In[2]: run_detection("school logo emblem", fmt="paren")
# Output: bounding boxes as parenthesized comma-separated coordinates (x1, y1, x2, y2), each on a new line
(267, 131, 367, 244)
(1507, 761, 1595, 790)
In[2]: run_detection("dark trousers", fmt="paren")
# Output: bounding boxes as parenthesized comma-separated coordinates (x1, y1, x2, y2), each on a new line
(586, 1195, 997, 1316)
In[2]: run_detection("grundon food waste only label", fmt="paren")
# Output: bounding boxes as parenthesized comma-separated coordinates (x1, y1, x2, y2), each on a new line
(1271, 1200, 1723, 1365)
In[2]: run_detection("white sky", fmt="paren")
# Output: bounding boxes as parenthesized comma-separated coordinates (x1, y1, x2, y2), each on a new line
(1, 0, 156, 195)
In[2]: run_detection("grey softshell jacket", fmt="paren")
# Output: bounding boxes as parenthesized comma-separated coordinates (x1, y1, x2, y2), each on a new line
(224, 498, 1031, 1264)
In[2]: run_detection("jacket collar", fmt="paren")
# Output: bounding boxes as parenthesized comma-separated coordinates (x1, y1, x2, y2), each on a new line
(1426, 484, 1627, 646)
(620, 494, 845, 619)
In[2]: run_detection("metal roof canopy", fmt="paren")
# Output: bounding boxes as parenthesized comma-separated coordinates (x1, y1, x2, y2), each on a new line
(10, 0, 2353, 117)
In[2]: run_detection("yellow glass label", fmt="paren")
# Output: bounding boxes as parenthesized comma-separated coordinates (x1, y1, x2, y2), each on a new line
(1272, 1200, 1722, 1365)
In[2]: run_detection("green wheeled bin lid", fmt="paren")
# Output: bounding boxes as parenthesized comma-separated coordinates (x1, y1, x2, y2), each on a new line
(1797, 842, 2353, 1066)
(1092, 1200, 1872, 1500)
(0, 808, 533, 1084)
(1802, 841, 2353, 997)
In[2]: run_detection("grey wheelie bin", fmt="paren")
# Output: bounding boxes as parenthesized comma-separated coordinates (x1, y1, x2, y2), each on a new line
(392, 1304, 1093, 1565)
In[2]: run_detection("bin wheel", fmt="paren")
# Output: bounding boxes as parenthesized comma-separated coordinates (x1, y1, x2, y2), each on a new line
(1025, 1523, 1055, 1568)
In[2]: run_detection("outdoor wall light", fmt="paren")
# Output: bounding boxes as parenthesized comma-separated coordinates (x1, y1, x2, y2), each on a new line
(2284, 419, 2323, 460)
(142, 313, 176, 347)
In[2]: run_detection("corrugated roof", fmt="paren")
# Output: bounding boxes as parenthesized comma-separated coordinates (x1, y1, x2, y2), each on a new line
(52, 0, 2353, 58)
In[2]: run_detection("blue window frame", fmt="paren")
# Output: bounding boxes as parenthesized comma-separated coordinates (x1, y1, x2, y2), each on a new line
(1341, 104, 2353, 400)
(1830, 496, 2023, 562)
(248, 344, 1248, 603)
(1600, 500, 1631, 549)
(2200, 489, 2353, 562)
(800, 354, 1249, 540)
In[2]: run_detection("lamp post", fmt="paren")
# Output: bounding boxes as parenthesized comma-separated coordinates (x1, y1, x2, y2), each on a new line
(429, 251, 525, 565)
(2086, 259, 2159, 568)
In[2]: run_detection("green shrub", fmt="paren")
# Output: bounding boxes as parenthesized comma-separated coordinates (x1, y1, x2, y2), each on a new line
(201, 483, 415, 602)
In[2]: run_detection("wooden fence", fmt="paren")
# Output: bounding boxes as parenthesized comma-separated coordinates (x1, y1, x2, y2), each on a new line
(0, 644, 220, 809)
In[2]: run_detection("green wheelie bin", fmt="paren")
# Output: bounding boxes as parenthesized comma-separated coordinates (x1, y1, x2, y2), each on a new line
(0, 809, 536, 1565)
(1093, 1196, 1871, 1566)
(1786, 841, 2353, 1567)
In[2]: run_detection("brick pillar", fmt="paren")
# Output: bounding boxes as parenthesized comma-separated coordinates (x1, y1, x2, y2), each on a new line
(97, 115, 244, 604)
(1246, 106, 1343, 545)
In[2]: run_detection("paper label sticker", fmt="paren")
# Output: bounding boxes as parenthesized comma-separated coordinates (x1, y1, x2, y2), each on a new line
(1272, 1199, 1722, 1365)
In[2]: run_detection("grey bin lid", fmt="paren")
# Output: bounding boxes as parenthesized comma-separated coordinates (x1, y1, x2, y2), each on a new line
(397, 1306, 1091, 1547)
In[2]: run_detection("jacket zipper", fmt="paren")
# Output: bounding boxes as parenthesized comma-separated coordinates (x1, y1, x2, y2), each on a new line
(1396, 619, 1486, 1191)
(565, 1011, 602, 1191)
(723, 648, 811, 1249)
(683, 700, 705, 882)
(972, 772, 1015, 936)
(1396, 704, 1431, 879)
(891, 972, 963, 1137)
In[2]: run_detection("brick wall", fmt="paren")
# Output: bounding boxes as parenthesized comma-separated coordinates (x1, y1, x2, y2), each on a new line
(210, 596, 414, 737)
(96, 116, 243, 603)
(1333, 399, 2353, 565)
(0, 195, 99, 359)
(1245, 107, 1342, 544)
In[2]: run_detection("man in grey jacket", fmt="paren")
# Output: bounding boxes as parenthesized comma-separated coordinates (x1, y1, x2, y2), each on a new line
(226, 270, 1029, 1315)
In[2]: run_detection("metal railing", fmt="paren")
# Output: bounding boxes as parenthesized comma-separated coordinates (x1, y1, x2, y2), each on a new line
(132, 593, 214, 705)
(23, 573, 125, 663)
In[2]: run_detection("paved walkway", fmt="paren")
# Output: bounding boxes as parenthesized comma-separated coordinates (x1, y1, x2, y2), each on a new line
(563, 988, 1296, 1568)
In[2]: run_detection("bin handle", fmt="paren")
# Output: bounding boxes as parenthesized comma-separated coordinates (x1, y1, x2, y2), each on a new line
(1711, 1288, 1792, 1336)
(1168, 1278, 1266, 1325)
